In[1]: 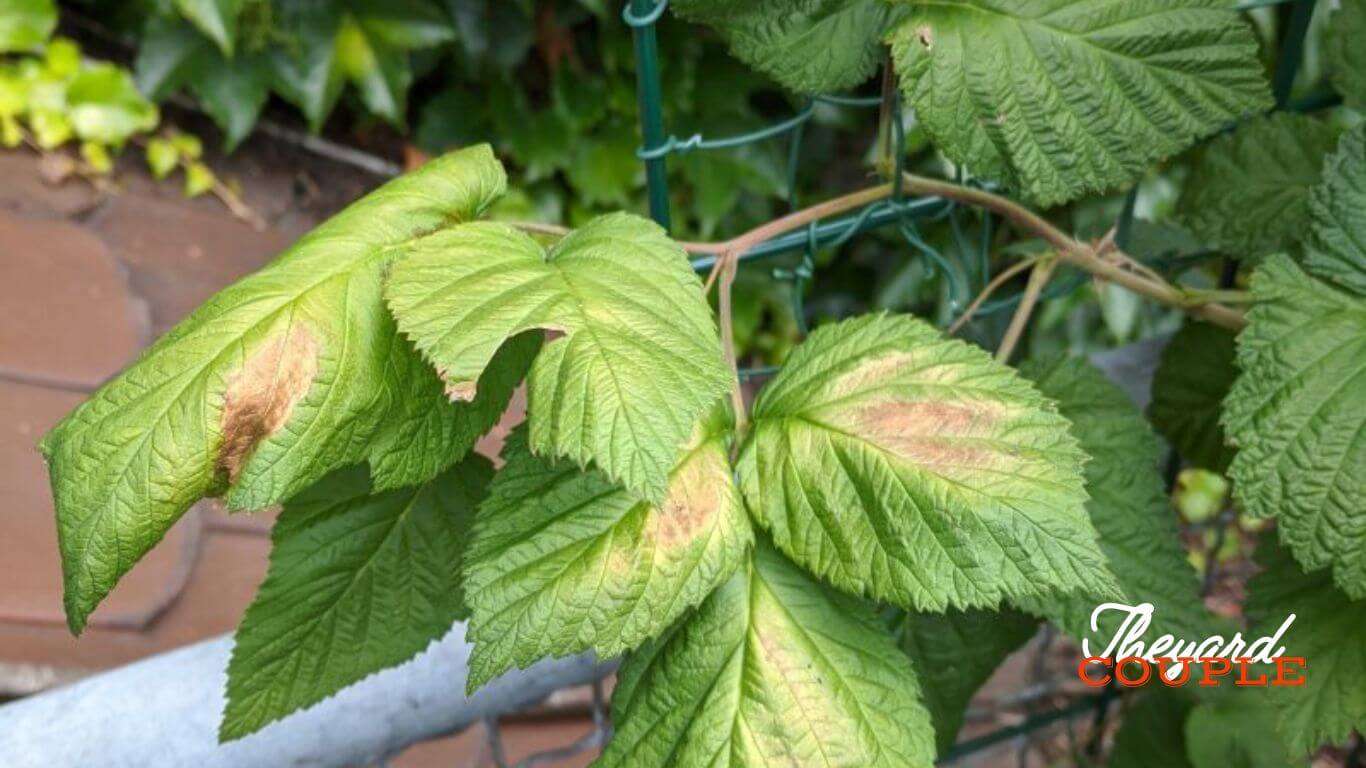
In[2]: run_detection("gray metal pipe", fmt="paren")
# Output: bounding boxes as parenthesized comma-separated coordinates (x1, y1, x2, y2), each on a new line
(0, 623, 612, 768)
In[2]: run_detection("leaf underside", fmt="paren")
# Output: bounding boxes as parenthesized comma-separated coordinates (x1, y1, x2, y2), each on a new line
(891, 0, 1272, 207)
(737, 313, 1118, 612)
(462, 417, 751, 692)
(221, 456, 492, 742)
(1224, 255, 1366, 598)
(385, 212, 732, 503)
(598, 542, 937, 768)
(40, 145, 531, 634)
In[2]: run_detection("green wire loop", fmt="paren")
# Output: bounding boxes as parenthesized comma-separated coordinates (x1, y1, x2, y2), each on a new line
(621, 0, 668, 27)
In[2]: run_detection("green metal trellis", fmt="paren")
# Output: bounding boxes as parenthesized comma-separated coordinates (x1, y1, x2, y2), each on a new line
(620, 0, 1326, 760)
(625, 0, 1332, 338)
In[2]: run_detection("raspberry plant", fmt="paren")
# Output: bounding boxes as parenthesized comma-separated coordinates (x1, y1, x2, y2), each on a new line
(36, 0, 1366, 764)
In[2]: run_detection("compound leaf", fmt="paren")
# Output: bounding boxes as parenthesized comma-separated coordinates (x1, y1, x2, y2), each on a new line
(1307, 124, 1366, 296)
(1246, 542, 1366, 754)
(1327, 0, 1366, 111)
(1149, 321, 1238, 473)
(737, 313, 1117, 612)
(1178, 113, 1342, 260)
(597, 542, 936, 768)
(1224, 255, 1366, 598)
(463, 415, 751, 692)
(386, 213, 731, 504)
(891, 0, 1272, 207)
(221, 456, 491, 741)
(1019, 356, 1216, 647)
(40, 145, 531, 634)
(669, 0, 901, 95)
(895, 607, 1038, 754)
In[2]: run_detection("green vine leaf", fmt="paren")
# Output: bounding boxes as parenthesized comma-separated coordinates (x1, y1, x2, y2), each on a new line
(1018, 357, 1218, 649)
(598, 542, 936, 768)
(174, 0, 242, 56)
(890, 0, 1272, 207)
(385, 213, 731, 504)
(462, 414, 751, 692)
(1246, 542, 1366, 755)
(40, 145, 532, 634)
(0, 0, 56, 53)
(221, 456, 491, 742)
(1178, 113, 1342, 260)
(1326, 0, 1366, 111)
(1149, 321, 1238, 473)
(1307, 124, 1366, 296)
(736, 313, 1117, 612)
(1224, 255, 1366, 598)
(1109, 691, 1195, 768)
(65, 63, 160, 146)
(895, 607, 1037, 755)
(669, 0, 902, 95)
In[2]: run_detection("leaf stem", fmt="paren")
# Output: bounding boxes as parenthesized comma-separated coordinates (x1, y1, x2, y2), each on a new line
(996, 257, 1057, 363)
(716, 254, 747, 438)
(948, 254, 1042, 335)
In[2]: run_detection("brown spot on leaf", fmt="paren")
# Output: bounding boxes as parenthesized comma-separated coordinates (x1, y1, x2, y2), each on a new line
(444, 378, 478, 402)
(853, 399, 1008, 471)
(916, 25, 934, 49)
(218, 327, 320, 483)
(651, 450, 724, 549)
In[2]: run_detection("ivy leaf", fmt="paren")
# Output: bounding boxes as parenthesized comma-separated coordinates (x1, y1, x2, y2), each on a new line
(1178, 113, 1342, 260)
(890, 0, 1272, 207)
(174, 0, 242, 56)
(598, 542, 937, 768)
(1149, 321, 1238, 473)
(385, 213, 731, 504)
(737, 313, 1117, 612)
(1246, 542, 1366, 754)
(0, 0, 56, 53)
(40, 145, 533, 634)
(220, 457, 491, 742)
(463, 414, 751, 692)
(1019, 357, 1216, 648)
(269, 2, 345, 131)
(669, 0, 901, 95)
(1326, 0, 1366, 111)
(65, 63, 159, 145)
(1224, 255, 1366, 598)
(1307, 124, 1366, 296)
(895, 608, 1037, 755)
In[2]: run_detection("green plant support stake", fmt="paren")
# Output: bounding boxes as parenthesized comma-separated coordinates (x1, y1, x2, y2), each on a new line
(625, 0, 672, 229)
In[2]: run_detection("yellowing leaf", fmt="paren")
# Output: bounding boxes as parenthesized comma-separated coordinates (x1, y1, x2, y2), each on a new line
(737, 313, 1117, 611)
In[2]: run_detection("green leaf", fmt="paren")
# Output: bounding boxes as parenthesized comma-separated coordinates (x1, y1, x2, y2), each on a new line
(221, 456, 491, 742)
(1018, 356, 1216, 649)
(134, 16, 205, 100)
(1327, 0, 1366, 111)
(65, 63, 159, 145)
(1177, 113, 1342, 260)
(1224, 255, 1366, 598)
(349, 0, 455, 49)
(895, 607, 1037, 755)
(669, 0, 900, 95)
(385, 213, 731, 504)
(890, 0, 1272, 207)
(463, 414, 751, 691)
(1245, 542, 1366, 754)
(736, 313, 1117, 611)
(598, 542, 937, 768)
(335, 13, 412, 127)
(1109, 690, 1195, 768)
(1184, 695, 1295, 768)
(189, 53, 270, 151)
(1307, 124, 1366, 296)
(146, 137, 179, 179)
(1149, 321, 1238, 473)
(40, 145, 532, 634)
(0, 0, 56, 52)
(175, 0, 242, 56)
(269, 3, 345, 131)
